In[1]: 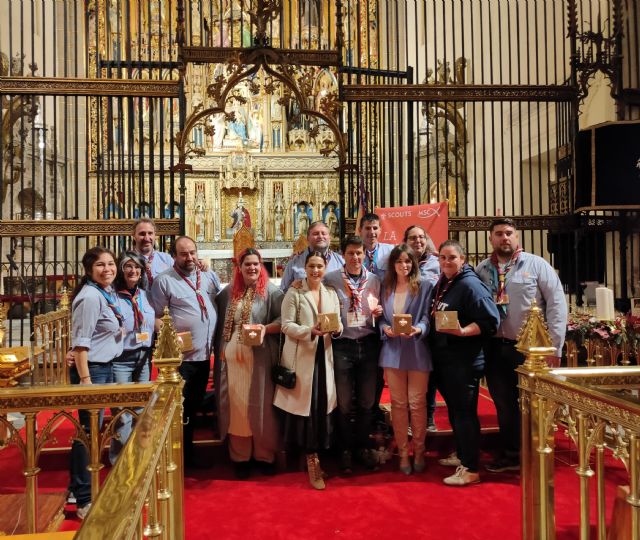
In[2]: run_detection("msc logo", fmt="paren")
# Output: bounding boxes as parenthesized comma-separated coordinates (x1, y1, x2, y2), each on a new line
(418, 207, 442, 219)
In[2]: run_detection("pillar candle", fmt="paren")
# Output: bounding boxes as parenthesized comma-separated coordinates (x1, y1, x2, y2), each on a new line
(595, 287, 615, 321)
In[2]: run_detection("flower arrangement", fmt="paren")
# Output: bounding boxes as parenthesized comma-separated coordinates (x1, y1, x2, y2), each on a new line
(567, 312, 627, 345)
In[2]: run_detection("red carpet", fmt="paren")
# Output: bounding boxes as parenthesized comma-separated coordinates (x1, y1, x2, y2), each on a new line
(0, 387, 628, 538)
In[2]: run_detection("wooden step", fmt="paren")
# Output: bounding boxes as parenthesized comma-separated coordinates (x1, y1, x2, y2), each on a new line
(0, 492, 66, 536)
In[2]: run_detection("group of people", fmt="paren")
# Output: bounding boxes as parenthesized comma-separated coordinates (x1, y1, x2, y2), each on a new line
(68, 213, 567, 514)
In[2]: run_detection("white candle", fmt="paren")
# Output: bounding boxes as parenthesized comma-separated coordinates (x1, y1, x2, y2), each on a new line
(595, 287, 615, 321)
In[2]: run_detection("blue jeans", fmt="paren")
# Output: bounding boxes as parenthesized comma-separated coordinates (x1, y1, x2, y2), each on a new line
(109, 348, 151, 465)
(484, 338, 526, 458)
(69, 362, 113, 507)
(333, 335, 381, 451)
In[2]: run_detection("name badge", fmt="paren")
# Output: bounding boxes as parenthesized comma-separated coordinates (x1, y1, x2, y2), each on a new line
(494, 293, 510, 305)
(136, 332, 150, 344)
(347, 310, 366, 328)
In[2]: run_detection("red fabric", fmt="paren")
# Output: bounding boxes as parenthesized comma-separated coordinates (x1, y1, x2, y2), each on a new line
(0, 397, 626, 538)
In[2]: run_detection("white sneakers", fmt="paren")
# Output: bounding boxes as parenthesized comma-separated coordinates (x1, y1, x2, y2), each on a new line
(438, 452, 461, 467)
(76, 503, 92, 520)
(443, 465, 480, 486)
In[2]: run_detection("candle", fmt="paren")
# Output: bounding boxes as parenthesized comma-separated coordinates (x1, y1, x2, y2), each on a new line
(595, 286, 615, 321)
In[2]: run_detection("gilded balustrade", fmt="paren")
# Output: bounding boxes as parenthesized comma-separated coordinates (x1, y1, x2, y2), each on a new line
(0, 308, 185, 538)
(519, 303, 640, 540)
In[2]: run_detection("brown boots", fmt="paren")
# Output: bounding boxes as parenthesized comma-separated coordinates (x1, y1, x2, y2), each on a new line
(306, 453, 326, 490)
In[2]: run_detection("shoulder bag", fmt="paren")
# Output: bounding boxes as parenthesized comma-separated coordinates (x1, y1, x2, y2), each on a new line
(271, 289, 301, 389)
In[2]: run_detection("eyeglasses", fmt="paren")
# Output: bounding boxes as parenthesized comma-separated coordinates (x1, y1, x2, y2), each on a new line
(407, 235, 427, 241)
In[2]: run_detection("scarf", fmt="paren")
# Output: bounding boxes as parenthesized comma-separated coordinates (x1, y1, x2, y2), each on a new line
(222, 287, 256, 343)
(341, 266, 369, 312)
(118, 287, 144, 331)
(489, 248, 522, 317)
(174, 264, 208, 319)
(88, 281, 124, 327)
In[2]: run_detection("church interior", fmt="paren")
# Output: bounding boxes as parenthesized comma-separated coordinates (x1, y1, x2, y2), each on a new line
(0, 0, 639, 537)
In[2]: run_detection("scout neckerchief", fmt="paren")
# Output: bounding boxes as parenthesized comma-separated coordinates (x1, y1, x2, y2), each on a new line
(222, 286, 256, 343)
(430, 270, 462, 318)
(144, 251, 155, 286)
(365, 245, 378, 272)
(88, 281, 124, 328)
(341, 266, 369, 313)
(173, 264, 208, 319)
(117, 286, 144, 331)
(489, 248, 523, 317)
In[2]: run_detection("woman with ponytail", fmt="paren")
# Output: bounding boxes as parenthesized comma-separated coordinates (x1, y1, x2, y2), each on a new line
(214, 248, 284, 478)
(68, 246, 124, 519)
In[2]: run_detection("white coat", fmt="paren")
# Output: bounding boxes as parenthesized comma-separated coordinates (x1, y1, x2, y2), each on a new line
(273, 280, 342, 417)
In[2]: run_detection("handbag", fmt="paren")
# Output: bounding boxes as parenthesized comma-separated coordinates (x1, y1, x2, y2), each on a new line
(272, 290, 301, 389)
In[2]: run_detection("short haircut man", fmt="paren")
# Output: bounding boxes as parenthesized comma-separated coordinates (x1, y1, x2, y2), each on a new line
(279, 221, 345, 291)
(476, 218, 567, 473)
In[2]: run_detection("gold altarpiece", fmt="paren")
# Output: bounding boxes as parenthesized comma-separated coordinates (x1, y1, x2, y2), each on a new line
(85, 0, 344, 272)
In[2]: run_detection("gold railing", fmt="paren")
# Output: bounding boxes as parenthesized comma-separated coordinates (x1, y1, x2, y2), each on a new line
(77, 309, 185, 539)
(519, 303, 640, 540)
(0, 308, 185, 538)
(32, 289, 72, 385)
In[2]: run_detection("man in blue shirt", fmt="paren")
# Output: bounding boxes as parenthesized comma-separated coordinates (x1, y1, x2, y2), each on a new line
(280, 221, 344, 290)
(476, 218, 567, 473)
(324, 236, 383, 472)
(359, 213, 394, 278)
(150, 236, 221, 467)
(131, 218, 174, 290)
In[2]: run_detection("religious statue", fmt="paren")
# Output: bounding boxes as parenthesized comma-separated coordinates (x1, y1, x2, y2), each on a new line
(227, 103, 248, 145)
(296, 202, 311, 237)
(230, 192, 251, 232)
(274, 187, 285, 241)
(194, 183, 206, 242)
(324, 203, 339, 239)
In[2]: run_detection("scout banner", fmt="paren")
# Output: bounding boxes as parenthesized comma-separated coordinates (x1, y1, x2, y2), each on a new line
(374, 201, 449, 249)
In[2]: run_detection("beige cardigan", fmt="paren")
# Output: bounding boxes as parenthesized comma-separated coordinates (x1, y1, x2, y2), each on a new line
(273, 280, 342, 417)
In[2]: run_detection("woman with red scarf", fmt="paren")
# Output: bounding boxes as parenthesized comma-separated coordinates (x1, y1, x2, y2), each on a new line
(110, 251, 158, 464)
(214, 248, 284, 479)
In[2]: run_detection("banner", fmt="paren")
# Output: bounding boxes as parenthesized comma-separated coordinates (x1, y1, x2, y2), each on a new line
(373, 202, 449, 249)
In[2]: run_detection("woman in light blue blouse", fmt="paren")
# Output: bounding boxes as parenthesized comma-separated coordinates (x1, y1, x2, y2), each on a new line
(379, 244, 433, 475)
(68, 246, 124, 519)
(109, 251, 158, 464)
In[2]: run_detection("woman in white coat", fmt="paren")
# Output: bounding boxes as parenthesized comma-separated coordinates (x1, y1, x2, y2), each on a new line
(273, 251, 343, 490)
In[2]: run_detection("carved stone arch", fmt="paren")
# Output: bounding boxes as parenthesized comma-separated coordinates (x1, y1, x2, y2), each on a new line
(173, 47, 348, 172)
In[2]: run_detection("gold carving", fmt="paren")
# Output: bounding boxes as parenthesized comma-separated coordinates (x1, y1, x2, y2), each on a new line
(0, 219, 180, 237)
(342, 84, 578, 103)
(0, 77, 179, 97)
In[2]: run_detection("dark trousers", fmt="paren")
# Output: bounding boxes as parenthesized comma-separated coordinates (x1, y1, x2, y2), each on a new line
(69, 362, 113, 507)
(426, 376, 437, 421)
(484, 338, 526, 458)
(179, 360, 210, 458)
(433, 355, 483, 472)
(333, 336, 381, 451)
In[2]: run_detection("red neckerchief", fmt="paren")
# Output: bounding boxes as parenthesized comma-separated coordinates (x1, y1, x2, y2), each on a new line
(365, 246, 377, 271)
(489, 248, 522, 302)
(173, 264, 208, 319)
(118, 287, 144, 331)
(430, 271, 462, 317)
(341, 266, 369, 312)
(145, 251, 155, 286)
